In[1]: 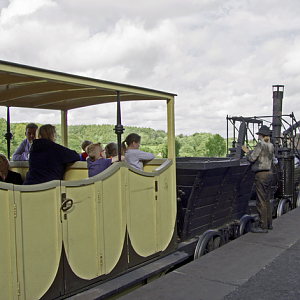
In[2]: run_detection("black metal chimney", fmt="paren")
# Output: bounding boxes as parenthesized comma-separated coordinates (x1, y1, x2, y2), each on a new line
(272, 85, 284, 146)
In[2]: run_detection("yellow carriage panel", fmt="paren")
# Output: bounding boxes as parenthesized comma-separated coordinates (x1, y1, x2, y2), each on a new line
(14, 182, 62, 300)
(0, 185, 17, 300)
(64, 161, 88, 181)
(126, 169, 157, 257)
(126, 160, 176, 258)
(155, 162, 177, 251)
(62, 182, 100, 279)
(143, 159, 167, 173)
(100, 167, 126, 274)
(62, 164, 127, 278)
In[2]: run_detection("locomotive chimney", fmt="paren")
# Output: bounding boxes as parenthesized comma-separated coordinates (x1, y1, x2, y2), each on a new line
(272, 85, 284, 146)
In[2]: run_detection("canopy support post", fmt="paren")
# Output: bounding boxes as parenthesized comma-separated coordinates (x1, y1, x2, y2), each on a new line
(114, 91, 124, 161)
(167, 97, 176, 160)
(61, 110, 68, 147)
(167, 96, 177, 224)
(4, 106, 13, 160)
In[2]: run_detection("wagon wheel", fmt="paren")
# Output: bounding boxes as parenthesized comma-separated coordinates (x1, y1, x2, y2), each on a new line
(239, 215, 255, 236)
(194, 230, 225, 260)
(277, 199, 291, 217)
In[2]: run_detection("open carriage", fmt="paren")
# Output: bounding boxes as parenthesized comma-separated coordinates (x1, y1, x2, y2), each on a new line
(0, 60, 177, 299)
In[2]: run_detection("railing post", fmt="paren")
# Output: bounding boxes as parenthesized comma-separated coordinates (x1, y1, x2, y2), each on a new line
(114, 91, 124, 161)
(5, 106, 13, 160)
(61, 110, 68, 147)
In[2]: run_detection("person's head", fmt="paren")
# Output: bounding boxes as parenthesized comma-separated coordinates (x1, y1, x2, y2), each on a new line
(81, 140, 93, 152)
(121, 133, 141, 154)
(256, 125, 270, 143)
(105, 142, 118, 157)
(38, 124, 57, 142)
(25, 123, 38, 143)
(86, 143, 105, 162)
(0, 154, 9, 173)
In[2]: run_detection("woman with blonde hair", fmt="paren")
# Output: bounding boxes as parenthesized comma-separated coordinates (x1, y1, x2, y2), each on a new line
(23, 124, 80, 185)
(0, 154, 23, 184)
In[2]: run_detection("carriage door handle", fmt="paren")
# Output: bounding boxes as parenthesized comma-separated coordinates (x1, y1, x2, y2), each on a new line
(61, 193, 73, 221)
(61, 198, 73, 212)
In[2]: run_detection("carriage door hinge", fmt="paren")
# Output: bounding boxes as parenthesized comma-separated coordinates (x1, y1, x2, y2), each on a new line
(125, 175, 128, 187)
(98, 192, 101, 203)
(14, 204, 17, 218)
(155, 180, 158, 200)
(17, 282, 20, 296)
(100, 255, 103, 266)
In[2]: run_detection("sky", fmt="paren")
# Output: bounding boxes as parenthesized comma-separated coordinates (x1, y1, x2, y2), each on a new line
(1, 0, 300, 137)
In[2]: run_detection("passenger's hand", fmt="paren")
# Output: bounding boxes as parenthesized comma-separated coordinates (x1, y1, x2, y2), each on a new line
(241, 145, 249, 153)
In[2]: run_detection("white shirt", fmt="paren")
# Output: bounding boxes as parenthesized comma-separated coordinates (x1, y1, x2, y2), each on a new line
(125, 149, 155, 171)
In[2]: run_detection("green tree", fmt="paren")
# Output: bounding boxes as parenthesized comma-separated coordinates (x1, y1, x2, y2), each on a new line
(139, 145, 154, 154)
(0, 120, 232, 159)
(177, 132, 212, 157)
(158, 139, 181, 158)
(0, 118, 7, 155)
(205, 134, 226, 157)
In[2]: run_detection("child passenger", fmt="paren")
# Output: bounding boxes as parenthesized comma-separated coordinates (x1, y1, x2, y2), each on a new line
(80, 140, 93, 161)
(105, 142, 118, 158)
(86, 143, 124, 177)
(121, 133, 155, 171)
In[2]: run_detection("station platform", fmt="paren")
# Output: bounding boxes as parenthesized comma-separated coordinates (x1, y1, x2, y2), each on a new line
(119, 207, 300, 300)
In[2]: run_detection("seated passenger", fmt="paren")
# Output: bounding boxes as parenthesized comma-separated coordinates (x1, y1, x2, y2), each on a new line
(0, 154, 23, 184)
(105, 142, 118, 158)
(86, 143, 124, 177)
(80, 140, 93, 161)
(121, 133, 155, 171)
(23, 124, 80, 185)
(12, 123, 38, 161)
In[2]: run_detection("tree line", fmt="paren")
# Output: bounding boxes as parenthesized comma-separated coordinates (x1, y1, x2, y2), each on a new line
(0, 118, 228, 158)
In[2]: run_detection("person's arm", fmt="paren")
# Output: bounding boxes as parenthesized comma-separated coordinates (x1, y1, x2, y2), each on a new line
(59, 145, 80, 163)
(111, 155, 125, 163)
(241, 145, 249, 153)
(12, 140, 29, 161)
(138, 151, 155, 161)
(245, 143, 262, 163)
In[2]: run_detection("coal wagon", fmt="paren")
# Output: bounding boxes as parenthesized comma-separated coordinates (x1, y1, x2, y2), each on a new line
(176, 85, 300, 259)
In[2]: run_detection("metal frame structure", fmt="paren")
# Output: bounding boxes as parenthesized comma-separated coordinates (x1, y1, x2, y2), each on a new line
(0, 59, 177, 160)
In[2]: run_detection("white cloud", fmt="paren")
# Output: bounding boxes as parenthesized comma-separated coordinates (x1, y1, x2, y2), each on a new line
(1, 0, 300, 139)
(0, 0, 56, 23)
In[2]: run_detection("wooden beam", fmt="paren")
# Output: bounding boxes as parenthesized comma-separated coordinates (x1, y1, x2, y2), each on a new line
(61, 110, 68, 147)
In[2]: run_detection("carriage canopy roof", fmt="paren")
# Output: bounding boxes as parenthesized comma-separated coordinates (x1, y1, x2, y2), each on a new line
(0, 60, 176, 111)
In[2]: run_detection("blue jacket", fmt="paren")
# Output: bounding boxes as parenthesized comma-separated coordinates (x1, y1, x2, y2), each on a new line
(87, 157, 112, 177)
